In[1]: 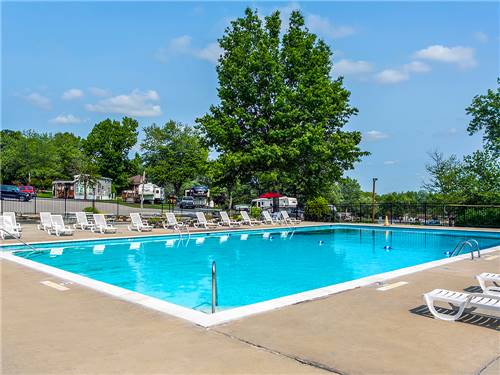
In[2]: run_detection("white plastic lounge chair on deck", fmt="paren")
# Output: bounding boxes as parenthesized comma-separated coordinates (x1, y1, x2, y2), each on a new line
(477, 273, 500, 295)
(280, 210, 301, 224)
(49, 215, 75, 237)
(38, 212, 53, 232)
(163, 213, 185, 230)
(423, 289, 500, 321)
(194, 212, 220, 229)
(240, 211, 262, 226)
(220, 211, 242, 227)
(128, 213, 153, 232)
(262, 211, 277, 225)
(0, 215, 21, 239)
(4, 212, 22, 232)
(73, 212, 95, 231)
(92, 214, 117, 234)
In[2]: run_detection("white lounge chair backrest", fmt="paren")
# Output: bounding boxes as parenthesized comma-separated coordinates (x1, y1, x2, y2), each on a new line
(0, 215, 14, 230)
(166, 213, 178, 225)
(130, 212, 142, 227)
(40, 212, 52, 226)
(51, 215, 66, 229)
(76, 212, 89, 225)
(262, 211, 272, 221)
(4, 212, 18, 227)
(281, 211, 290, 220)
(196, 212, 207, 224)
(93, 214, 107, 227)
(220, 211, 231, 224)
(241, 211, 255, 222)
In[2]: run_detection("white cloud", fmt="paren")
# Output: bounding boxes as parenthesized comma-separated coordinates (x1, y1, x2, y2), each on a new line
(473, 32, 488, 44)
(333, 59, 374, 76)
(62, 88, 84, 100)
(403, 61, 431, 73)
(414, 45, 477, 68)
(196, 42, 223, 64)
(434, 127, 459, 137)
(89, 87, 112, 97)
(49, 114, 83, 124)
(374, 60, 430, 85)
(23, 92, 51, 110)
(365, 130, 389, 141)
(375, 69, 409, 84)
(383, 160, 398, 165)
(306, 14, 355, 39)
(85, 89, 162, 117)
(155, 35, 193, 62)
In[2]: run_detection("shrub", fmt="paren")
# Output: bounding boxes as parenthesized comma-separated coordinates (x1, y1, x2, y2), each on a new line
(250, 207, 262, 219)
(83, 206, 100, 214)
(305, 197, 330, 221)
(147, 217, 163, 227)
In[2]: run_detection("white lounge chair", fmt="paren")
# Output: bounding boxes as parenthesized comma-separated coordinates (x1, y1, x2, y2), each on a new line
(49, 215, 75, 237)
(4, 212, 22, 232)
(128, 213, 153, 232)
(280, 210, 301, 224)
(0, 215, 21, 239)
(240, 211, 262, 226)
(92, 214, 117, 234)
(476, 273, 500, 295)
(37, 212, 53, 232)
(219, 211, 242, 227)
(73, 212, 95, 231)
(194, 212, 220, 229)
(423, 289, 500, 321)
(262, 211, 277, 225)
(163, 213, 186, 230)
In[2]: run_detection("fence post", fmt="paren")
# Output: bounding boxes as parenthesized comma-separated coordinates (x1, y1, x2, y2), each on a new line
(161, 201, 164, 215)
(390, 203, 393, 224)
(64, 196, 67, 217)
(34, 196, 37, 214)
(359, 203, 362, 223)
(424, 203, 427, 225)
(116, 199, 119, 216)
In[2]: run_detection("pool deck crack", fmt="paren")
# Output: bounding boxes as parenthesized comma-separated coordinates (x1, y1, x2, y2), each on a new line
(210, 328, 347, 374)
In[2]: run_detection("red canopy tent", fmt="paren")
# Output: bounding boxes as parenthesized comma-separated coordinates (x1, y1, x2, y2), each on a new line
(259, 192, 283, 199)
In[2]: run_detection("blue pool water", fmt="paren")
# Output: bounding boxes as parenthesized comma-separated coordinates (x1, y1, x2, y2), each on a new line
(10, 226, 500, 312)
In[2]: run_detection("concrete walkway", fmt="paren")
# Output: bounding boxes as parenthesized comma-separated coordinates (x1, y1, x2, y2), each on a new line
(2, 243, 499, 374)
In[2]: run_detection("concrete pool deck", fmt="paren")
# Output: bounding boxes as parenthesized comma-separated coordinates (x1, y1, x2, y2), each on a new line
(2, 224, 499, 374)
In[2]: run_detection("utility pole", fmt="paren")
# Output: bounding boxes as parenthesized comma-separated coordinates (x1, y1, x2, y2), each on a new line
(140, 171, 145, 209)
(371, 178, 378, 223)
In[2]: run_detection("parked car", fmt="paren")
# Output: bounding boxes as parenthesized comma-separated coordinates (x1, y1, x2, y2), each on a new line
(0, 185, 31, 201)
(178, 196, 195, 209)
(18, 185, 36, 197)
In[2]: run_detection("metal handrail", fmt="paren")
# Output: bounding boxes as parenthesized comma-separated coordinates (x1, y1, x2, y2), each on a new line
(468, 239, 481, 258)
(211, 261, 218, 314)
(0, 228, 41, 256)
(448, 239, 481, 260)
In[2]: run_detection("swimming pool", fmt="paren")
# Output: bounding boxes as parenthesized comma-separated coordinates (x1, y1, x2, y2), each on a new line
(3, 225, 500, 324)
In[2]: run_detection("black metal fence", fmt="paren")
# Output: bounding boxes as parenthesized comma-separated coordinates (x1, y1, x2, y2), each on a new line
(325, 203, 500, 228)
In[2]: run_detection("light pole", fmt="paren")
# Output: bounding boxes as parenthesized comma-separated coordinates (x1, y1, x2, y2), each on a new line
(371, 178, 378, 223)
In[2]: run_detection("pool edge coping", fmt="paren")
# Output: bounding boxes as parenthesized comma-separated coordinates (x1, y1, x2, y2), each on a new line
(2, 238, 499, 327)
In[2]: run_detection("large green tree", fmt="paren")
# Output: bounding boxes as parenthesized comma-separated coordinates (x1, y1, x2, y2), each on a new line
(465, 78, 499, 155)
(83, 117, 139, 192)
(141, 120, 208, 196)
(196, 8, 366, 202)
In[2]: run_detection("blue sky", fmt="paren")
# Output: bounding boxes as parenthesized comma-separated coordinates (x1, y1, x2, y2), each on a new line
(2, 1, 498, 193)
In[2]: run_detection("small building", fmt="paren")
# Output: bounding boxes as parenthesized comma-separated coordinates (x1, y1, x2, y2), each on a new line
(52, 175, 113, 200)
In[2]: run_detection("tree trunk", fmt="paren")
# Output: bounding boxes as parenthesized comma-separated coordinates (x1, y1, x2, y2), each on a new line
(227, 187, 233, 210)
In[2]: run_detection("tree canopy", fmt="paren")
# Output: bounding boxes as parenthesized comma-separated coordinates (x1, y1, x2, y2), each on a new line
(465, 78, 499, 155)
(83, 117, 139, 192)
(141, 120, 209, 196)
(196, 8, 366, 202)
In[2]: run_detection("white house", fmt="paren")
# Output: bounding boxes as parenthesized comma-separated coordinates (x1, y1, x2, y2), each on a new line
(52, 175, 113, 200)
